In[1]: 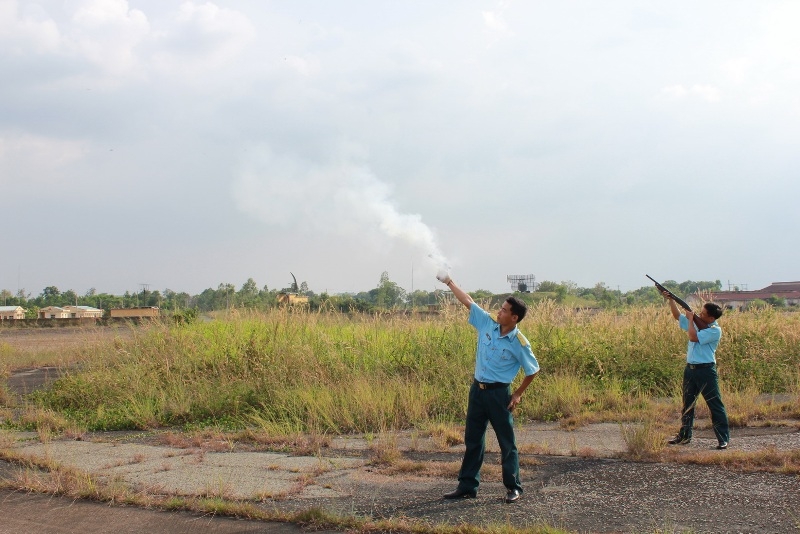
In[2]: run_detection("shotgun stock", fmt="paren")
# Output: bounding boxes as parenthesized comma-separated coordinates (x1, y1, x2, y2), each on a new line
(646, 274, 709, 330)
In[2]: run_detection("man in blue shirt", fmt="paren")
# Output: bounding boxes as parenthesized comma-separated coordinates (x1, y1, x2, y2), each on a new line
(437, 272, 540, 503)
(661, 291, 729, 449)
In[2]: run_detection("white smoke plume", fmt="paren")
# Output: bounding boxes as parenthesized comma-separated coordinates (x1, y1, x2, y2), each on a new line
(233, 146, 450, 273)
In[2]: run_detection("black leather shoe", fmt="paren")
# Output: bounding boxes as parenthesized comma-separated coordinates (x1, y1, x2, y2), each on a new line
(667, 435, 691, 445)
(505, 489, 521, 503)
(443, 488, 477, 499)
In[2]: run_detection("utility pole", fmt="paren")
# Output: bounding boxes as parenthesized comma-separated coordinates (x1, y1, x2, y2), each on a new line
(139, 283, 150, 307)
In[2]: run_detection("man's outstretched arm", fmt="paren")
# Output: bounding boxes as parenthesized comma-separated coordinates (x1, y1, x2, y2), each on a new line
(437, 272, 473, 310)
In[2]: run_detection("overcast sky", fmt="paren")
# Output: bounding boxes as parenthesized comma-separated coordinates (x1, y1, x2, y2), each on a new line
(2, 1, 798, 298)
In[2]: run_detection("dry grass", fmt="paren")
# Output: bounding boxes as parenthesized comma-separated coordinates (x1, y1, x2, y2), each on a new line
(3, 306, 797, 436)
(0, 429, 16, 449)
(368, 432, 402, 465)
(620, 421, 668, 460)
(665, 446, 800, 474)
(0, 384, 14, 407)
(426, 423, 464, 450)
(0, 326, 131, 370)
(374, 459, 462, 479)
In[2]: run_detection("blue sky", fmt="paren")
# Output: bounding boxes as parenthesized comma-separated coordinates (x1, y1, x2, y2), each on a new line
(2, 1, 798, 297)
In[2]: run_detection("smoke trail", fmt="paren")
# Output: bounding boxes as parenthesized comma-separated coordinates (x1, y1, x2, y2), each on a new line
(335, 166, 450, 271)
(233, 147, 450, 271)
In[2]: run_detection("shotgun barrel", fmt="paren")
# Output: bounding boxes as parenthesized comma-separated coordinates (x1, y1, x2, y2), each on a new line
(646, 274, 709, 330)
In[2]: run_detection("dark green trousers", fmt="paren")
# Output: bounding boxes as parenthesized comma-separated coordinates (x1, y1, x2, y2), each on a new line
(457, 382, 522, 493)
(678, 364, 730, 444)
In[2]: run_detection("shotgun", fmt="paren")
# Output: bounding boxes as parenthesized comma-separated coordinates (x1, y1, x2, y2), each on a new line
(646, 274, 709, 330)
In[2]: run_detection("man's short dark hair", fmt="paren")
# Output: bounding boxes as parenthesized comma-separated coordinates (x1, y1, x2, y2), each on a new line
(506, 296, 528, 322)
(704, 302, 723, 320)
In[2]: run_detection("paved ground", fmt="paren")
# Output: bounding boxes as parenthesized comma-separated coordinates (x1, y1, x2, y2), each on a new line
(3, 422, 800, 533)
(2, 367, 800, 533)
(0, 488, 314, 534)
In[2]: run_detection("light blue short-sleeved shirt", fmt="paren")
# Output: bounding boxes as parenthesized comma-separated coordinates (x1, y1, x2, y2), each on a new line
(468, 302, 540, 384)
(678, 314, 722, 364)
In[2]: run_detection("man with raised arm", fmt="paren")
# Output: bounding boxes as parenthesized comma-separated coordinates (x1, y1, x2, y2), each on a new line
(437, 271, 539, 504)
(660, 289, 730, 450)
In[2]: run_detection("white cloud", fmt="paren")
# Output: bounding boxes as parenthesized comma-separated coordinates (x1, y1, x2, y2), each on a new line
(0, 134, 88, 185)
(149, 1, 256, 74)
(67, 0, 150, 77)
(482, 1, 515, 38)
(281, 54, 319, 77)
(722, 57, 751, 85)
(691, 84, 721, 103)
(482, 11, 508, 33)
(659, 84, 720, 103)
(0, 1, 61, 53)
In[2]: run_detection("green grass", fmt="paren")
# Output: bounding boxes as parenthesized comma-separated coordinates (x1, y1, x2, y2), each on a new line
(6, 303, 799, 432)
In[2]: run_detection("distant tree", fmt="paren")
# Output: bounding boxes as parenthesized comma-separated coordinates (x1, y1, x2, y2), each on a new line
(145, 290, 162, 307)
(372, 272, 406, 309)
(238, 278, 260, 307)
(62, 289, 79, 306)
(330, 294, 373, 312)
(677, 279, 722, 295)
(87, 292, 123, 313)
(1, 289, 11, 305)
(16, 289, 30, 303)
(219, 283, 236, 308)
(173, 307, 198, 325)
(536, 280, 560, 293)
(469, 289, 494, 301)
(194, 288, 218, 311)
(582, 282, 621, 308)
(41, 286, 61, 305)
(408, 289, 436, 308)
(175, 291, 193, 309)
(555, 285, 568, 303)
(560, 280, 578, 295)
(765, 295, 786, 308)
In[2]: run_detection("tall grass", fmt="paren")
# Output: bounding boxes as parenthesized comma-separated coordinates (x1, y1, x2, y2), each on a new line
(26, 303, 800, 432)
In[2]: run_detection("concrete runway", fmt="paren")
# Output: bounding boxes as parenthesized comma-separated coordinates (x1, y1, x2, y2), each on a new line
(0, 488, 311, 534)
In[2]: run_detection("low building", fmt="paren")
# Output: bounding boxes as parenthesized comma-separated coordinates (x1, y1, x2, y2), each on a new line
(277, 293, 309, 305)
(0, 306, 25, 320)
(64, 305, 103, 318)
(702, 281, 800, 310)
(38, 306, 70, 319)
(110, 307, 160, 318)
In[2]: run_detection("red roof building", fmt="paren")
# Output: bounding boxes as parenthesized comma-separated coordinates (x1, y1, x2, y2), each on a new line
(706, 281, 800, 309)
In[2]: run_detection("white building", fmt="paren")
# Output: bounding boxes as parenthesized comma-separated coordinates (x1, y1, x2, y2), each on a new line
(38, 306, 70, 319)
(0, 305, 25, 320)
(63, 305, 103, 318)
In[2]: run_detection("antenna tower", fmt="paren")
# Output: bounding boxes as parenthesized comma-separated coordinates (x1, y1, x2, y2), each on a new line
(507, 274, 535, 293)
(727, 280, 748, 292)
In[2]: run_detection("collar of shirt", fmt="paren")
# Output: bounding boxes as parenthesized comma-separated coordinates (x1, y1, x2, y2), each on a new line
(493, 322, 519, 339)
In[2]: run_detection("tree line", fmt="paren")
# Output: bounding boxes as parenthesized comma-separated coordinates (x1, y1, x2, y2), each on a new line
(1, 274, 729, 318)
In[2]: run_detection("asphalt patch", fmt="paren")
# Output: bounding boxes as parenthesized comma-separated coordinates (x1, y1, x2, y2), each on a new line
(5, 367, 66, 396)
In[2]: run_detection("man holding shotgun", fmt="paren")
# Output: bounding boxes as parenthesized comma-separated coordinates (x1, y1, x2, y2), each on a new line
(659, 287, 730, 449)
(437, 271, 539, 503)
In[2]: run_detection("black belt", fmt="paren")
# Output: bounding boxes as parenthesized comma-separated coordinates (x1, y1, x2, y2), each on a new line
(474, 380, 510, 390)
(687, 363, 715, 369)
